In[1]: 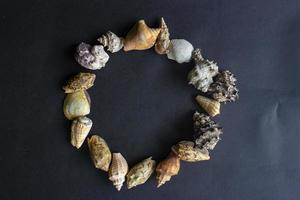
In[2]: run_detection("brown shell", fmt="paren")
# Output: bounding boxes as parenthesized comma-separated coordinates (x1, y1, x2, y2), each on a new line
(87, 135, 111, 171)
(171, 141, 210, 162)
(195, 95, 220, 117)
(124, 19, 161, 51)
(108, 153, 129, 191)
(154, 17, 170, 54)
(63, 73, 96, 93)
(156, 152, 180, 188)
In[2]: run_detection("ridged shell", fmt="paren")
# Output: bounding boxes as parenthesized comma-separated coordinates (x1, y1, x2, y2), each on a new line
(63, 90, 91, 120)
(98, 31, 124, 53)
(126, 157, 156, 189)
(171, 141, 210, 162)
(167, 39, 194, 63)
(71, 116, 92, 149)
(87, 135, 111, 172)
(154, 17, 170, 54)
(124, 19, 161, 51)
(156, 152, 180, 188)
(195, 95, 220, 117)
(75, 42, 109, 70)
(108, 153, 129, 191)
(63, 73, 96, 93)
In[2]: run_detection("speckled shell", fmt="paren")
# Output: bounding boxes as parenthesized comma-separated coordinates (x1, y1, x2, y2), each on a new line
(63, 90, 91, 120)
(167, 39, 194, 63)
(71, 116, 92, 149)
(171, 141, 210, 162)
(126, 157, 156, 189)
(87, 135, 111, 172)
(124, 19, 161, 51)
(75, 42, 109, 70)
(195, 95, 220, 117)
(63, 73, 96, 93)
(98, 31, 124, 53)
(156, 152, 180, 188)
(108, 153, 129, 191)
(154, 17, 170, 54)
(188, 49, 219, 92)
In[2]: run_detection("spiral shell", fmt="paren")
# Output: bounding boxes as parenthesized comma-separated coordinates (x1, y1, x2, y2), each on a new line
(98, 31, 124, 53)
(154, 17, 170, 54)
(156, 152, 180, 188)
(63, 73, 96, 93)
(167, 39, 194, 63)
(63, 90, 91, 120)
(126, 157, 156, 189)
(75, 42, 109, 70)
(71, 116, 92, 149)
(108, 153, 129, 191)
(87, 135, 111, 172)
(195, 95, 220, 117)
(124, 19, 161, 51)
(171, 141, 210, 162)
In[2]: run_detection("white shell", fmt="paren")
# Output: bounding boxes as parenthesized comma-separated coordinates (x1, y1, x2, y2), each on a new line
(71, 116, 92, 149)
(98, 31, 124, 53)
(167, 39, 194, 63)
(108, 153, 128, 191)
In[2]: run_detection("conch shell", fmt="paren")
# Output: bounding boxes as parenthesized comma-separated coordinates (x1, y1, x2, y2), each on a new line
(123, 19, 161, 51)
(63, 90, 91, 120)
(126, 157, 156, 189)
(171, 141, 210, 162)
(71, 116, 92, 149)
(166, 39, 194, 63)
(195, 95, 220, 117)
(98, 31, 124, 53)
(63, 73, 96, 93)
(154, 17, 170, 54)
(156, 152, 180, 188)
(108, 153, 129, 191)
(87, 135, 111, 172)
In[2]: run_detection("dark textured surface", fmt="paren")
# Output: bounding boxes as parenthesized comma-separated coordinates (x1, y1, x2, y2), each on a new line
(0, 0, 299, 199)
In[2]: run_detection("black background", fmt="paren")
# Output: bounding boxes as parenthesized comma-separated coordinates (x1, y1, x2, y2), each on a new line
(1, 0, 299, 199)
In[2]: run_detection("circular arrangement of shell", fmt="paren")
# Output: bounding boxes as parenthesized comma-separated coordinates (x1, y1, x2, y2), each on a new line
(62, 18, 239, 191)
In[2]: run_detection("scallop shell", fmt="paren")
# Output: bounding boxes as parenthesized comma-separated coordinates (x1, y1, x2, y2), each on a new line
(195, 95, 220, 117)
(126, 157, 156, 189)
(166, 39, 194, 63)
(108, 153, 129, 191)
(98, 31, 124, 53)
(123, 19, 161, 51)
(171, 141, 210, 162)
(75, 42, 109, 70)
(156, 152, 180, 188)
(87, 135, 111, 172)
(187, 49, 219, 92)
(71, 116, 92, 149)
(63, 90, 91, 120)
(63, 73, 96, 93)
(154, 17, 170, 54)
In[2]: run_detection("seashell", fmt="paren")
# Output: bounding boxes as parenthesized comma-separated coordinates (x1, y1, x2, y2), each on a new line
(193, 112, 223, 150)
(123, 19, 161, 51)
(75, 42, 109, 70)
(63, 73, 96, 93)
(126, 157, 156, 189)
(208, 70, 239, 103)
(171, 141, 210, 162)
(156, 152, 180, 188)
(71, 116, 92, 149)
(166, 39, 194, 63)
(98, 31, 124, 53)
(63, 90, 91, 120)
(188, 49, 219, 92)
(87, 135, 112, 171)
(154, 17, 170, 54)
(195, 95, 220, 117)
(108, 153, 129, 191)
